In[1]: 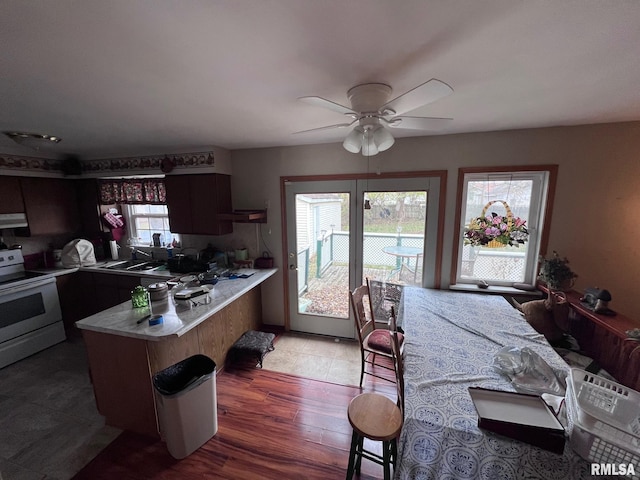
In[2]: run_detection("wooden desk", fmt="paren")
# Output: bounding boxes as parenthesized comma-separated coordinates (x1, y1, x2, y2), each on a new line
(539, 285, 640, 391)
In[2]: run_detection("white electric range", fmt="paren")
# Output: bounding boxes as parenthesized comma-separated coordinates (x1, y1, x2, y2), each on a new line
(0, 248, 65, 369)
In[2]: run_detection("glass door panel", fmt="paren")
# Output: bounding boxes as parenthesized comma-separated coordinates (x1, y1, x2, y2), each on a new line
(362, 191, 427, 287)
(285, 176, 442, 338)
(295, 192, 350, 319)
(285, 180, 356, 338)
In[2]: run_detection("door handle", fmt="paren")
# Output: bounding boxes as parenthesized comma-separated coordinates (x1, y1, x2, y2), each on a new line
(289, 264, 297, 271)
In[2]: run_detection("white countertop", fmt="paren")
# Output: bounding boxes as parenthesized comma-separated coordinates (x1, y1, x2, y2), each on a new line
(75, 268, 277, 341)
(29, 261, 175, 280)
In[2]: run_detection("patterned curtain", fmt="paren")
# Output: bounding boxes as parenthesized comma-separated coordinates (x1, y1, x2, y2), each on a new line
(98, 178, 166, 205)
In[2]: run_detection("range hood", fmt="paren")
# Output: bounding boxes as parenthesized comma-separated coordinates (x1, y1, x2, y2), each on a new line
(0, 213, 28, 229)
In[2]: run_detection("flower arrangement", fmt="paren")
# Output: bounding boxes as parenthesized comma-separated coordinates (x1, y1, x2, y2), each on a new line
(464, 211, 529, 247)
(538, 251, 577, 290)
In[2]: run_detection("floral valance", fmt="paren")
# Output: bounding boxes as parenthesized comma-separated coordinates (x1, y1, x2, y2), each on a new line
(99, 178, 166, 205)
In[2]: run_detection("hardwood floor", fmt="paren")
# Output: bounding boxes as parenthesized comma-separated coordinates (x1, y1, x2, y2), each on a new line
(73, 362, 397, 479)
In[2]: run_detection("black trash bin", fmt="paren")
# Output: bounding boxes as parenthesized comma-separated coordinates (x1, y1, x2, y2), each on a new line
(153, 354, 217, 459)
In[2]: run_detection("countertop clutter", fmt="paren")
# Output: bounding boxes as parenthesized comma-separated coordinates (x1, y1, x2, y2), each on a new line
(75, 268, 277, 341)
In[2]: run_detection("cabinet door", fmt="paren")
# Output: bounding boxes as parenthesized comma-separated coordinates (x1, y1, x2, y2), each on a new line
(0, 176, 25, 213)
(190, 174, 230, 235)
(165, 174, 233, 235)
(117, 275, 142, 304)
(19, 177, 81, 236)
(214, 174, 233, 235)
(93, 272, 120, 311)
(164, 175, 193, 234)
(56, 273, 94, 332)
(76, 178, 106, 236)
(188, 174, 232, 235)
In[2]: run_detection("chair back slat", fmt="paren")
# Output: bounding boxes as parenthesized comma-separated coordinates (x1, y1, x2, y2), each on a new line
(367, 278, 403, 324)
(389, 306, 405, 416)
(350, 284, 376, 341)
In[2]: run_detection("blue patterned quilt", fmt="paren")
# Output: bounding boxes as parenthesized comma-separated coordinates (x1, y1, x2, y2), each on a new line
(396, 288, 590, 479)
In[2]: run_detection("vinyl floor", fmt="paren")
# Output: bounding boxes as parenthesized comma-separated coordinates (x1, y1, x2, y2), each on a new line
(0, 335, 121, 480)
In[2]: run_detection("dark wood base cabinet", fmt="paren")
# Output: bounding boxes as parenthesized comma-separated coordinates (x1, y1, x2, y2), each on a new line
(541, 287, 640, 391)
(58, 272, 143, 334)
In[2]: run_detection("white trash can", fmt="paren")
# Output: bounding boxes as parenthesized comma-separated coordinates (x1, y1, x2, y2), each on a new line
(153, 354, 217, 459)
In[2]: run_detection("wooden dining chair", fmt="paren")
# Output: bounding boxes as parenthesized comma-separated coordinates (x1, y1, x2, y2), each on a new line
(345, 307, 405, 480)
(389, 307, 405, 416)
(367, 278, 403, 324)
(350, 283, 404, 387)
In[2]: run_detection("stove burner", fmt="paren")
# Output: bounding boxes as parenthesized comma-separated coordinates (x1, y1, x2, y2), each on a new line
(0, 270, 47, 288)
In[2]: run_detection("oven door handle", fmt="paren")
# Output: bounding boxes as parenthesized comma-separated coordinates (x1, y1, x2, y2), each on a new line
(2, 276, 56, 296)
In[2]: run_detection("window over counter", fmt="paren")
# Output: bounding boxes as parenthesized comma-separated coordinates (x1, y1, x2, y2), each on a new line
(451, 166, 557, 288)
(124, 204, 179, 247)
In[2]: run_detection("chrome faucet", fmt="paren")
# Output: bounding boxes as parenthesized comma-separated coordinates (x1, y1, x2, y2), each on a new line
(131, 247, 153, 259)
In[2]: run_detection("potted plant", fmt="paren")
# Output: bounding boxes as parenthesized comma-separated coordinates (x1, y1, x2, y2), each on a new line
(538, 251, 577, 291)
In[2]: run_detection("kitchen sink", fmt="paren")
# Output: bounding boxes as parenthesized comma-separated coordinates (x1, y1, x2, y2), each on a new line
(127, 261, 167, 271)
(101, 260, 166, 271)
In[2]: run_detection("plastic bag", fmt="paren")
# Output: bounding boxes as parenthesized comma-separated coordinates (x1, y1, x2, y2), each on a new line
(493, 346, 565, 396)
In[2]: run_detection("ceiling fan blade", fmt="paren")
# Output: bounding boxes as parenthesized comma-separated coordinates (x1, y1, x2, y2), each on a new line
(298, 96, 357, 116)
(293, 121, 355, 134)
(387, 116, 453, 131)
(381, 79, 453, 116)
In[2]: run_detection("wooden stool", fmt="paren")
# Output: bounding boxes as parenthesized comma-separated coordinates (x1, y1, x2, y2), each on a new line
(228, 330, 275, 368)
(346, 392, 403, 480)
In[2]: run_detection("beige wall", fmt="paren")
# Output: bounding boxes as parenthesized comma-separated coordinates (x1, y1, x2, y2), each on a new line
(230, 121, 640, 324)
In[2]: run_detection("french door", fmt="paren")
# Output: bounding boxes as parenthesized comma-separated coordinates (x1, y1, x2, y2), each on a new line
(284, 175, 442, 338)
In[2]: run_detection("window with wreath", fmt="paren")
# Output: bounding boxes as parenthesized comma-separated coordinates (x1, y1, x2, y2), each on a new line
(453, 167, 556, 287)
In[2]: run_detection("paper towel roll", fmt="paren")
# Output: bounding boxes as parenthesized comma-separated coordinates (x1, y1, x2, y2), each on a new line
(109, 240, 119, 260)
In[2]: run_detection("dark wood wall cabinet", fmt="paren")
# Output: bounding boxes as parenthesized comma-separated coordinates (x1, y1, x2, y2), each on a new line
(0, 176, 26, 213)
(16, 177, 81, 236)
(6, 173, 235, 238)
(76, 178, 111, 236)
(164, 173, 233, 235)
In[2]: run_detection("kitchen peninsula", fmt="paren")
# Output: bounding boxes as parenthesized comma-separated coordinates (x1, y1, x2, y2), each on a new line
(76, 268, 277, 438)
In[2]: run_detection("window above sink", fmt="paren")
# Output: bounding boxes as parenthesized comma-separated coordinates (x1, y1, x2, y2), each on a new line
(125, 205, 179, 247)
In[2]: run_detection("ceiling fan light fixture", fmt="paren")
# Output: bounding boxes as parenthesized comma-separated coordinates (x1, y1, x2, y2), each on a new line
(3, 131, 62, 150)
(361, 130, 379, 156)
(343, 127, 363, 153)
(373, 126, 395, 152)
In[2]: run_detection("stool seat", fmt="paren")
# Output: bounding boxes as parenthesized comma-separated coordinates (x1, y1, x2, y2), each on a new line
(228, 330, 275, 368)
(348, 393, 402, 441)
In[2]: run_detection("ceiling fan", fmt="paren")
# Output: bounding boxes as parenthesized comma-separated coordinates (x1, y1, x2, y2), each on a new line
(295, 79, 453, 156)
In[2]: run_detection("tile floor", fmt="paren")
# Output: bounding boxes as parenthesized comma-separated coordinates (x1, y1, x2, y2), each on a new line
(261, 332, 363, 386)
(0, 336, 121, 480)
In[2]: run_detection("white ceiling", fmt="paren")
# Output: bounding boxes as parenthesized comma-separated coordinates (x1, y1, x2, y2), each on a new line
(2, 0, 640, 159)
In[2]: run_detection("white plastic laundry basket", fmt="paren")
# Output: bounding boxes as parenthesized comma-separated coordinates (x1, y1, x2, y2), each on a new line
(565, 368, 640, 465)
